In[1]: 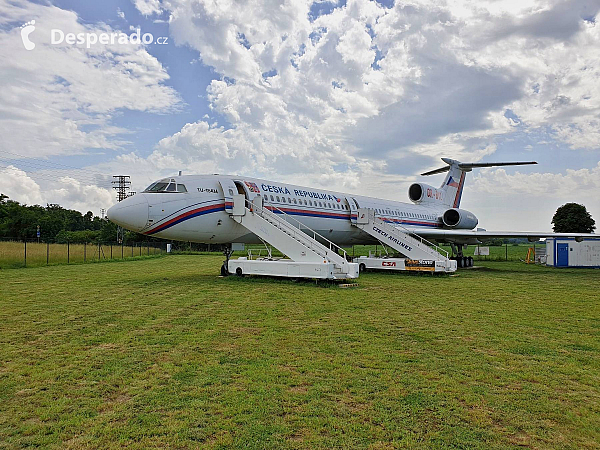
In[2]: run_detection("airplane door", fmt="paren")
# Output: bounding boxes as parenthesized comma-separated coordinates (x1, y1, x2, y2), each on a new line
(345, 197, 359, 223)
(556, 243, 569, 267)
(235, 180, 261, 202)
(217, 178, 239, 213)
(234, 180, 264, 212)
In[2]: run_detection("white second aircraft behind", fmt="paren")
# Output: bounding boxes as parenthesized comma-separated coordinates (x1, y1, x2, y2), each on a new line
(107, 158, 596, 263)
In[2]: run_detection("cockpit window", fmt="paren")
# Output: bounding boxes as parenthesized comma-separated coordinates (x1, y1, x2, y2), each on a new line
(143, 179, 188, 193)
(146, 182, 169, 192)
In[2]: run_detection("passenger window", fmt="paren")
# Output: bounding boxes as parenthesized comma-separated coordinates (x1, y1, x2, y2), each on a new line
(270, 195, 274, 201)
(177, 184, 187, 193)
(318, 202, 322, 207)
(276, 196, 280, 202)
(282, 197, 286, 203)
(293, 199, 297, 204)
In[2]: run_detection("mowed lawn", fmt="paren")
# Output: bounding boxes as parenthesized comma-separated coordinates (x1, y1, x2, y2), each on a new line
(1, 257, 599, 449)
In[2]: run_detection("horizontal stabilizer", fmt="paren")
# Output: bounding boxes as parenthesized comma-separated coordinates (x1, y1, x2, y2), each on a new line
(421, 158, 537, 176)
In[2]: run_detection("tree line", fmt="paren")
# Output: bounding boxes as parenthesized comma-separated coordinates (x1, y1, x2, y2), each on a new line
(0, 193, 139, 243)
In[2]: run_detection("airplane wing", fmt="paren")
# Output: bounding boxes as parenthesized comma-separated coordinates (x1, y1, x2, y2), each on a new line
(401, 227, 599, 244)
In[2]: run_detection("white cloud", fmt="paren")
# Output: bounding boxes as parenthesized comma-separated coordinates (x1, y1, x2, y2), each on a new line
(0, 2, 180, 158)
(141, 0, 600, 230)
(0, 166, 44, 205)
(0, 166, 114, 213)
(468, 164, 600, 230)
(132, 0, 162, 16)
(5, 0, 600, 229)
(46, 176, 115, 213)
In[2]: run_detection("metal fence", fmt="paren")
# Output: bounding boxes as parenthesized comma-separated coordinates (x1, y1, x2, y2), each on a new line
(0, 238, 167, 269)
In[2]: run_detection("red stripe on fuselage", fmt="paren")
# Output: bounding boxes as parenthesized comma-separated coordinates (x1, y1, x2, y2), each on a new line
(147, 202, 225, 234)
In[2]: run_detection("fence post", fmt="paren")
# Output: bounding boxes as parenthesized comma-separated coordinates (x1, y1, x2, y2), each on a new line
(505, 244, 508, 261)
(67, 241, 70, 264)
(84, 242, 86, 262)
(98, 242, 100, 260)
(139, 244, 141, 256)
(110, 244, 113, 259)
(131, 244, 133, 257)
(121, 242, 124, 259)
(147, 242, 149, 256)
(47, 241, 49, 265)
(24, 240, 26, 267)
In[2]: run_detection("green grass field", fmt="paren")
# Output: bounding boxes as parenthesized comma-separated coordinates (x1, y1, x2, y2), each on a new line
(0, 241, 164, 269)
(1, 256, 599, 448)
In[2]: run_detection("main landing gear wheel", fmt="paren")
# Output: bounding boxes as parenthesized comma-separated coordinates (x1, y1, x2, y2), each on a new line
(221, 264, 229, 276)
(468, 256, 473, 267)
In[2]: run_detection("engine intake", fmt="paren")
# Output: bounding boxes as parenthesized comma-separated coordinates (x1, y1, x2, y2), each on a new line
(408, 183, 444, 204)
(408, 183, 423, 202)
(442, 208, 478, 229)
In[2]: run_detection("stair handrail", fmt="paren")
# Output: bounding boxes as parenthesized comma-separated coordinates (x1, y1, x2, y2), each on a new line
(368, 210, 449, 259)
(246, 197, 349, 263)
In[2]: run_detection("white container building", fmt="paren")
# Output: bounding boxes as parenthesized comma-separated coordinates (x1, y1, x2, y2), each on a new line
(546, 238, 600, 268)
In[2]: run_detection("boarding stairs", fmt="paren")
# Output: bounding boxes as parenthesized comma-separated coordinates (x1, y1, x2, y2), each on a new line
(352, 208, 455, 271)
(227, 195, 358, 279)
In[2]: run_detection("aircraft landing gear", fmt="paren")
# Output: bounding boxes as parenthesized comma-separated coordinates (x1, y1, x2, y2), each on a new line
(450, 244, 473, 268)
(221, 263, 229, 276)
(221, 245, 233, 276)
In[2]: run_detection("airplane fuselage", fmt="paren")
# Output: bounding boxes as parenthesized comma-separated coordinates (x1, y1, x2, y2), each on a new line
(108, 174, 456, 246)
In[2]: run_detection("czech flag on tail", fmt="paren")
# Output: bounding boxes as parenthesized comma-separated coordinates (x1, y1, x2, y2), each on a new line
(446, 176, 460, 188)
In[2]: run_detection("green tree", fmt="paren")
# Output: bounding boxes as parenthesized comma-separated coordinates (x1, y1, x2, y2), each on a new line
(551, 203, 596, 233)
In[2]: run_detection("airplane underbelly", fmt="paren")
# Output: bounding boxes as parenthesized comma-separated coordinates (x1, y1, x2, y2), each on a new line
(150, 211, 371, 245)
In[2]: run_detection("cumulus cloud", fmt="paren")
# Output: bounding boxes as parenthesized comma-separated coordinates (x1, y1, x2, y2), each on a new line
(0, 2, 180, 158)
(147, 0, 600, 186)
(0, 166, 114, 213)
(465, 163, 600, 230)
(4, 0, 600, 228)
(132, 0, 163, 16)
(0, 166, 44, 205)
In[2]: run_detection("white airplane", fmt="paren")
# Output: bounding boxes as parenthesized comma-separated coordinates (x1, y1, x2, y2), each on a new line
(107, 158, 596, 264)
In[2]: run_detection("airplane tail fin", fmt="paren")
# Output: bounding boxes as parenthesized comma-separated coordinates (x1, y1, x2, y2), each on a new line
(421, 158, 537, 208)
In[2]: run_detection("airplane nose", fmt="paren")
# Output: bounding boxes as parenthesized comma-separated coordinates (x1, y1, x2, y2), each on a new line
(106, 195, 149, 232)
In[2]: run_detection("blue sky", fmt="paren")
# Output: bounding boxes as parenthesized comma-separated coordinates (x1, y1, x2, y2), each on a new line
(0, 0, 599, 230)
